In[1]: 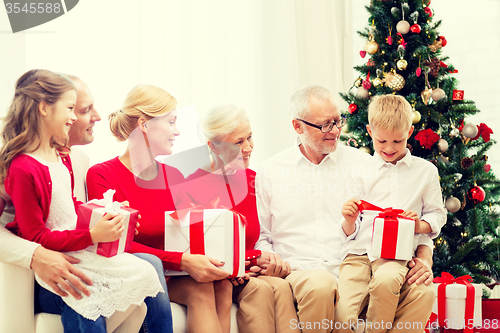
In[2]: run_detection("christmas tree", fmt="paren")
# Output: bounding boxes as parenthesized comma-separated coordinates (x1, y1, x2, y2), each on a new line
(340, 0, 500, 285)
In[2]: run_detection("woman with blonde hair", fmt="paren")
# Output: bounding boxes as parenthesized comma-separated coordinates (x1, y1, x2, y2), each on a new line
(184, 104, 299, 333)
(86, 84, 233, 333)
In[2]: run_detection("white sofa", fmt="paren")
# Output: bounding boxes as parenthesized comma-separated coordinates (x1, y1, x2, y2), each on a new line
(0, 261, 239, 333)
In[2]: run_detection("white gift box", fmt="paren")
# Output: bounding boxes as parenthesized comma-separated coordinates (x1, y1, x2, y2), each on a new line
(165, 209, 245, 278)
(371, 215, 414, 261)
(432, 283, 483, 329)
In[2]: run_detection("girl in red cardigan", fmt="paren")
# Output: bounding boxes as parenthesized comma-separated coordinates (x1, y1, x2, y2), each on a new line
(0, 69, 162, 332)
(86, 84, 233, 333)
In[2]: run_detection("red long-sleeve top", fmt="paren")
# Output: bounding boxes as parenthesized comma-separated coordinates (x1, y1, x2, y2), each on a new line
(86, 157, 185, 271)
(5, 154, 93, 251)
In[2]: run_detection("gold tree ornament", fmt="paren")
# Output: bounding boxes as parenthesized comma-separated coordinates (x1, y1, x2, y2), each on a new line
(366, 40, 379, 54)
(373, 77, 383, 87)
(384, 69, 405, 91)
(397, 59, 408, 70)
(412, 110, 421, 124)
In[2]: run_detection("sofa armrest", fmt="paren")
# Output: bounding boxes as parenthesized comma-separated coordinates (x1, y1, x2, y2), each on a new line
(0, 261, 35, 333)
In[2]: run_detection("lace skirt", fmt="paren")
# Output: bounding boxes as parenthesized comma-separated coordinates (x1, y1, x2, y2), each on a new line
(36, 250, 163, 321)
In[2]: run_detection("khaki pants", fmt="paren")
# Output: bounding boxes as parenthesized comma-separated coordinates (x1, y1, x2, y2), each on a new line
(285, 270, 339, 333)
(235, 275, 299, 333)
(335, 254, 435, 333)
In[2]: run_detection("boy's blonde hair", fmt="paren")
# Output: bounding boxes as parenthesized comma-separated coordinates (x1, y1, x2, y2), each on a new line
(368, 94, 412, 132)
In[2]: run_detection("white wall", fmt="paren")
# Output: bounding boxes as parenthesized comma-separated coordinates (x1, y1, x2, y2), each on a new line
(0, 0, 352, 169)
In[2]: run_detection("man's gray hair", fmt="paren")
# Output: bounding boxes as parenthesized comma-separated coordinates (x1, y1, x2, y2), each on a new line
(289, 85, 337, 119)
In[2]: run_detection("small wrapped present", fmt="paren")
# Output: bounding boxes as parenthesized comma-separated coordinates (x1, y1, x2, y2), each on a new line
(76, 189, 138, 257)
(165, 207, 246, 278)
(432, 272, 482, 332)
(358, 200, 415, 261)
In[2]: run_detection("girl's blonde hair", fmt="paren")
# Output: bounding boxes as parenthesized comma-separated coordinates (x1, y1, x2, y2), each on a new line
(109, 84, 177, 141)
(0, 69, 75, 183)
(200, 104, 249, 143)
(368, 94, 413, 132)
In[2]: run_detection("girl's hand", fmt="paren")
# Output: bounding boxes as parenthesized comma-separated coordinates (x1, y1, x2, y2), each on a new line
(229, 274, 250, 286)
(89, 212, 124, 244)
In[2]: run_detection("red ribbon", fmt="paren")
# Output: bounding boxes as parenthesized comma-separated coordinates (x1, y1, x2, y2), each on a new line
(432, 272, 475, 332)
(424, 312, 438, 333)
(168, 200, 247, 278)
(358, 200, 413, 259)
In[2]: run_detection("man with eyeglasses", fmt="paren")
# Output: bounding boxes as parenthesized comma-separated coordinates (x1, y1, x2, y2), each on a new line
(254, 85, 435, 333)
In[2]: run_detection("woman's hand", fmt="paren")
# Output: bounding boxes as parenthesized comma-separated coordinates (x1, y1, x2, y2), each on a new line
(180, 254, 230, 283)
(229, 274, 250, 286)
(89, 212, 124, 243)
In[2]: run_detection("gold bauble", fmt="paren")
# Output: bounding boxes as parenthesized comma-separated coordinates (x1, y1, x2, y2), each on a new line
(342, 123, 350, 134)
(431, 88, 446, 102)
(373, 78, 383, 87)
(396, 20, 411, 34)
(366, 41, 379, 54)
(412, 110, 421, 124)
(354, 78, 363, 88)
(385, 72, 405, 91)
(359, 146, 371, 154)
(421, 88, 432, 105)
(397, 59, 408, 70)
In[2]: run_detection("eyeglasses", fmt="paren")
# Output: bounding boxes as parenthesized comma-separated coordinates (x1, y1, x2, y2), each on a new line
(295, 115, 347, 133)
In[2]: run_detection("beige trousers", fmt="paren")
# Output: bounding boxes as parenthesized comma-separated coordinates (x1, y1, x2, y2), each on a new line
(235, 275, 299, 333)
(285, 270, 339, 333)
(335, 254, 435, 333)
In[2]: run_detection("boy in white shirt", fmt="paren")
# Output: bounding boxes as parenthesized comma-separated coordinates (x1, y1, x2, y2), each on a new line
(336, 94, 446, 333)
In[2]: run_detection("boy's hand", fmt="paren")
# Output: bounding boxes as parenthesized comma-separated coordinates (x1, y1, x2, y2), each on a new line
(401, 210, 431, 234)
(89, 212, 124, 243)
(342, 199, 361, 225)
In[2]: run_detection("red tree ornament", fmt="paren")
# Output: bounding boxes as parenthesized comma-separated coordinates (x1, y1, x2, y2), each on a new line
(415, 129, 440, 149)
(349, 103, 358, 114)
(453, 90, 464, 101)
(360, 50, 367, 58)
(416, 67, 422, 77)
(472, 123, 494, 142)
(484, 164, 491, 173)
(437, 35, 447, 47)
(468, 186, 486, 204)
(424, 7, 433, 17)
(410, 24, 421, 33)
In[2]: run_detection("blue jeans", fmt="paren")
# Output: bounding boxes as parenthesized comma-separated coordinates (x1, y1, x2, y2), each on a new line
(35, 253, 173, 333)
(133, 253, 173, 333)
(35, 283, 107, 333)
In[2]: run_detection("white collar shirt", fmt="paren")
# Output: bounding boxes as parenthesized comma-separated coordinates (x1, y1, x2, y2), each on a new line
(255, 141, 375, 278)
(341, 150, 446, 261)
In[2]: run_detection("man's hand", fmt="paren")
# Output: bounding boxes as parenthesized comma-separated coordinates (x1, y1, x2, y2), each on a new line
(406, 245, 433, 285)
(180, 254, 230, 283)
(31, 247, 93, 299)
(258, 252, 291, 278)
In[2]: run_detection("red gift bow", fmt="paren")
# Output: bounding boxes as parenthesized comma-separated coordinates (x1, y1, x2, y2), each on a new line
(432, 272, 475, 333)
(168, 199, 247, 278)
(358, 200, 413, 259)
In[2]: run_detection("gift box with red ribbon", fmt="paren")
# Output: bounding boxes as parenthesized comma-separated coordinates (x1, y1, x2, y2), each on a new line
(358, 200, 415, 261)
(164, 208, 246, 278)
(76, 189, 138, 258)
(432, 272, 482, 332)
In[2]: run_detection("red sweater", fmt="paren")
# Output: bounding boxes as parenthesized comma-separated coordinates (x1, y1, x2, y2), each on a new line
(184, 168, 260, 253)
(86, 157, 185, 271)
(5, 154, 93, 251)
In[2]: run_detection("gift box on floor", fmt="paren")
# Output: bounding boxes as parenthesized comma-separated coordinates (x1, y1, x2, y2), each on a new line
(432, 273, 483, 331)
(165, 208, 246, 278)
(76, 189, 138, 258)
(358, 200, 415, 261)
